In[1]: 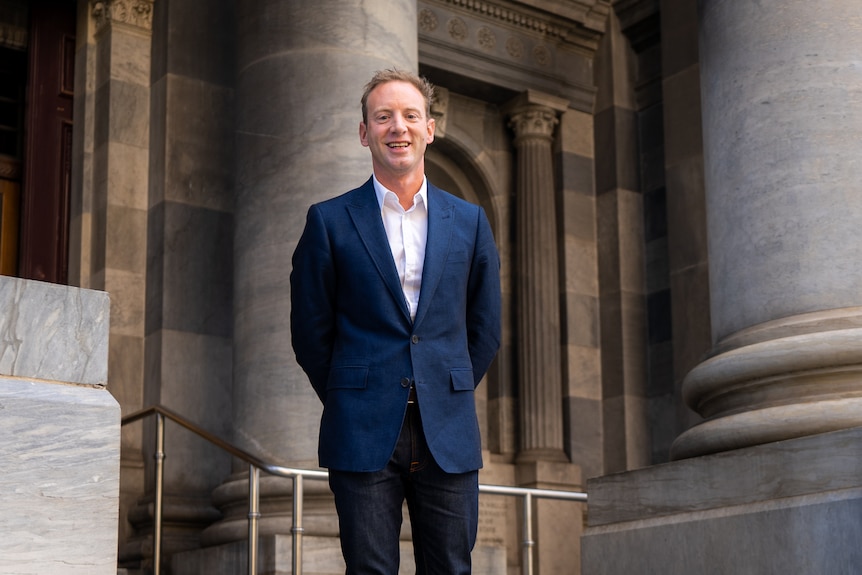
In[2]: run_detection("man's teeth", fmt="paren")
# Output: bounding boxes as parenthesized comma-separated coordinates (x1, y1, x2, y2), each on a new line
(388, 143, 409, 148)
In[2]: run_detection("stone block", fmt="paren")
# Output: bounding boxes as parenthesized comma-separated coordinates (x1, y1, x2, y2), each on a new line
(583, 426, 862, 574)
(0, 378, 120, 575)
(0, 277, 109, 386)
(0, 277, 119, 574)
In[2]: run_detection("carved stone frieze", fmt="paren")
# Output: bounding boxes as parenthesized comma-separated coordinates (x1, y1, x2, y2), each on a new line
(91, 0, 154, 34)
(418, 0, 608, 111)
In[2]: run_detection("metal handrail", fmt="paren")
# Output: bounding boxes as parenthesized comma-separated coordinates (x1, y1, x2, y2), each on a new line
(121, 405, 587, 575)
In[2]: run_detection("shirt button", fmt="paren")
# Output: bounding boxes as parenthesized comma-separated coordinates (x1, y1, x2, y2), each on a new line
(411, 335, 419, 344)
(400, 377, 411, 388)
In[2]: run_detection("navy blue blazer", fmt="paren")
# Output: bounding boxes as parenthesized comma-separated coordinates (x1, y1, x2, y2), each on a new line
(290, 178, 501, 474)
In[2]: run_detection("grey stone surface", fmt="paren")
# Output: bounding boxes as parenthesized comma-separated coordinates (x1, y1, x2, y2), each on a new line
(701, 0, 862, 341)
(0, 378, 120, 575)
(0, 276, 109, 386)
(583, 427, 862, 574)
(0, 278, 119, 575)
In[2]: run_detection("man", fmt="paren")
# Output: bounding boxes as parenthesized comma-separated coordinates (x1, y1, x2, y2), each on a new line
(290, 69, 501, 574)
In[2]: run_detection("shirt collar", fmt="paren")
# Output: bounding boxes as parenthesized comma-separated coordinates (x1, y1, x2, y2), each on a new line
(372, 174, 428, 211)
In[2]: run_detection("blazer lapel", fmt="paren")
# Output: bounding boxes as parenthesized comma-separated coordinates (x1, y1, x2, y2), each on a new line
(345, 179, 412, 321)
(413, 183, 454, 327)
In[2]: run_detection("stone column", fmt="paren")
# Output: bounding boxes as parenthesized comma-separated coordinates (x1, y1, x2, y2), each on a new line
(507, 90, 584, 575)
(507, 91, 569, 463)
(204, 0, 418, 546)
(82, 0, 153, 562)
(672, 0, 862, 459)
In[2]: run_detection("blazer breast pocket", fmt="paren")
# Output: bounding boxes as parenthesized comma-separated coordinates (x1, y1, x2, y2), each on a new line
(450, 368, 475, 391)
(327, 365, 369, 390)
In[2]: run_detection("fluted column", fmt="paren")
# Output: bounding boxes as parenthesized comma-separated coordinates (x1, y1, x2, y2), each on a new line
(204, 0, 418, 545)
(507, 91, 569, 462)
(672, 0, 862, 459)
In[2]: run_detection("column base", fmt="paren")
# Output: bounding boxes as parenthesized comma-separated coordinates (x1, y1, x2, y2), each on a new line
(673, 308, 862, 459)
(516, 459, 584, 575)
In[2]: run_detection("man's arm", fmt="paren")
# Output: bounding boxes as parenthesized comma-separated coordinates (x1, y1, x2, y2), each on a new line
(290, 204, 336, 402)
(466, 207, 502, 385)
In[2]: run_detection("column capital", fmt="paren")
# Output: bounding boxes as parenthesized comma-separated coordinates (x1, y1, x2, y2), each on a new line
(91, 0, 154, 34)
(505, 90, 569, 143)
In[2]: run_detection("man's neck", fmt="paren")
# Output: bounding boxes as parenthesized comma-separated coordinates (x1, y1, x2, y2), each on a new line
(374, 171, 425, 210)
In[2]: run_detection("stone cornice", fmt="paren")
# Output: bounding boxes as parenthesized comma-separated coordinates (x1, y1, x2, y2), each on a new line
(91, 0, 154, 34)
(435, 0, 609, 48)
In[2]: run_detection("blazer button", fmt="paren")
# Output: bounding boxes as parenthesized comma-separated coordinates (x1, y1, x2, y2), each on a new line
(411, 335, 419, 344)
(400, 377, 411, 388)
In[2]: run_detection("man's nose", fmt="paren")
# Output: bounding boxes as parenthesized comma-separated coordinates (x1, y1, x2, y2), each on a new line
(390, 114, 407, 132)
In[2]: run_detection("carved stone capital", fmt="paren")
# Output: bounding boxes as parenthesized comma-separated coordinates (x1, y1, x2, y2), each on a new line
(92, 0, 154, 34)
(505, 90, 568, 144)
(508, 106, 559, 143)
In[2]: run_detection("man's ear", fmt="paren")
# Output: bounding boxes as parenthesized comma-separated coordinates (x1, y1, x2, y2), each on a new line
(426, 117, 435, 144)
(359, 121, 369, 147)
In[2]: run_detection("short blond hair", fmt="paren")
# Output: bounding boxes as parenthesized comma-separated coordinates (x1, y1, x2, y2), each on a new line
(360, 69, 435, 123)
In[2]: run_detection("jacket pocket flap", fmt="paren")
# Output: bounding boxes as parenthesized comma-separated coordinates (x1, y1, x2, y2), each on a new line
(327, 366, 369, 390)
(450, 368, 475, 391)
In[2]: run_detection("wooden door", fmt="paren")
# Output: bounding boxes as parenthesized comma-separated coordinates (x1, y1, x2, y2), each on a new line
(18, 0, 76, 283)
(0, 46, 26, 276)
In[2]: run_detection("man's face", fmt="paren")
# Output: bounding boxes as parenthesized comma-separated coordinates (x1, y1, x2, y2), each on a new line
(359, 80, 435, 182)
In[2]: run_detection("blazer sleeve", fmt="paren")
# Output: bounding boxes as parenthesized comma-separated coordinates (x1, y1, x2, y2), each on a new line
(466, 206, 502, 385)
(290, 203, 335, 402)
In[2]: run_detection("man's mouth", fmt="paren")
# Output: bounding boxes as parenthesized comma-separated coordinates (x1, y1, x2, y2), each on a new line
(388, 142, 410, 148)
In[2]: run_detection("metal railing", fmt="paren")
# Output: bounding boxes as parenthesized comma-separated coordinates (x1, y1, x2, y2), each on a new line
(121, 405, 587, 575)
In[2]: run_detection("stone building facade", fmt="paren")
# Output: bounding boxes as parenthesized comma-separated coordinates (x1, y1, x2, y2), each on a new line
(2, 0, 862, 573)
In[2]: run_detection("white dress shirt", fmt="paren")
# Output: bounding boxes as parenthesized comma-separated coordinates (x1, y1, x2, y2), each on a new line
(373, 174, 428, 321)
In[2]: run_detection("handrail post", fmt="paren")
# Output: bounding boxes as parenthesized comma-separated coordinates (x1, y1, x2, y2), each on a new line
(522, 491, 534, 575)
(248, 464, 260, 575)
(293, 473, 305, 575)
(153, 412, 165, 575)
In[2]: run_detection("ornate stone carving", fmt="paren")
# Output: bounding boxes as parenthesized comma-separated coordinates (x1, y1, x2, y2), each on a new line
(418, 8, 439, 33)
(533, 44, 551, 67)
(477, 26, 496, 51)
(506, 36, 524, 60)
(430, 87, 449, 138)
(447, 17, 467, 42)
(508, 106, 559, 143)
(92, 0, 154, 33)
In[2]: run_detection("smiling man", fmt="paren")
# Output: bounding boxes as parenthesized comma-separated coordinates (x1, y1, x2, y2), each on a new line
(290, 69, 502, 574)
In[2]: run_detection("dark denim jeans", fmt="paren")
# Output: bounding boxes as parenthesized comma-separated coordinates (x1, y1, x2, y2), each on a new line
(328, 403, 479, 574)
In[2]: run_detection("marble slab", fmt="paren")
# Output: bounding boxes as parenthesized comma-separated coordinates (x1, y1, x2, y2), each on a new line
(0, 376, 121, 575)
(0, 277, 109, 386)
